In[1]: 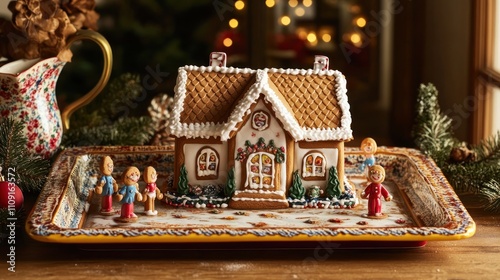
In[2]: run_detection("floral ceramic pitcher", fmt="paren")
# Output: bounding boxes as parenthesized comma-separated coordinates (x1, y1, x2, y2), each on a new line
(0, 30, 112, 158)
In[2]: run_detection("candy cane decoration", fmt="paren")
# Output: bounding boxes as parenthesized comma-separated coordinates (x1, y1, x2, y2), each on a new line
(314, 55, 329, 71)
(209, 52, 227, 67)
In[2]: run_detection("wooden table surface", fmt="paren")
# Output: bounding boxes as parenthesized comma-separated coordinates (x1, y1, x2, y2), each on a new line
(1, 193, 499, 279)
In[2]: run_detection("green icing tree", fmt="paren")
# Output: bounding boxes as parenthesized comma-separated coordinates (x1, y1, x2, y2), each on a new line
(225, 167, 236, 198)
(326, 166, 342, 199)
(177, 164, 189, 196)
(289, 170, 305, 200)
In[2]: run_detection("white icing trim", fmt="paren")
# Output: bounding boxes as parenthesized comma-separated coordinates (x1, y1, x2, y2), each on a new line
(168, 66, 353, 141)
(231, 197, 288, 202)
(234, 190, 285, 196)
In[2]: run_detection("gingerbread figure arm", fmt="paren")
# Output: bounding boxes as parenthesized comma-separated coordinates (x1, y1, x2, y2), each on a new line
(112, 179, 119, 192)
(135, 191, 143, 202)
(115, 186, 125, 201)
(94, 177, 105, 194)
(156, 187, 164, 200)
(361, 184, 372, 199)
(381, 185, 392, 201)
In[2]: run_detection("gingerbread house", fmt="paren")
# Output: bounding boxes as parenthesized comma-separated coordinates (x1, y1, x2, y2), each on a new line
(168, 53, 353, 209)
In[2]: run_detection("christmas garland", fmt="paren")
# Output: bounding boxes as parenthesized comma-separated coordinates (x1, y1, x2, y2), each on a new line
(413, 83, 500, 212)
(235, 137, 286, 164)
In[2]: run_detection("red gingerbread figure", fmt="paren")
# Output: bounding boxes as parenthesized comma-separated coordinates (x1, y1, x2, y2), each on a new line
(361, 165, 392, 219)
(142, 166, 164, 216)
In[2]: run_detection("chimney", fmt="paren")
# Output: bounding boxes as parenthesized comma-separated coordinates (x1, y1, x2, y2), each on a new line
(313, 55, 329, 71)
(209, 52, 227, 67)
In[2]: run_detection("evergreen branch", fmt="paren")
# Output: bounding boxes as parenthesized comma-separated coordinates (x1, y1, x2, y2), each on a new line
(412, 83, 500, 212)
(63, 73, 155, 147)
(474, 131, 500, 163)
(413, 83, 458, 163)
(103, 73, 145, 120)
(442, 162, 500, 194)
(62, 116, 153, 146)
(0, 118, 50, 192)
(480, 180, 500, 212)
(0, 118, 25, 171)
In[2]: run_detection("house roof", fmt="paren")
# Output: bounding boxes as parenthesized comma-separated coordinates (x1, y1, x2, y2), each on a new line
(168, 65, 353, 142)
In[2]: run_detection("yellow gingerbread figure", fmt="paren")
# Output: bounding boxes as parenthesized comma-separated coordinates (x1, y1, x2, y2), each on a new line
(142, 166, 164, 216)
(115, 166, 142, 223)
(94, 156, 119, 215)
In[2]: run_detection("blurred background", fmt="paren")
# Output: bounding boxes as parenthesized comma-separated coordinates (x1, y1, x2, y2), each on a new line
(1, 0, 498, 147)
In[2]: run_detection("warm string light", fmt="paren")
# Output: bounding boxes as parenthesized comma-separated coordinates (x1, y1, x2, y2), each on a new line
(295, 7, 305, 17)
(307, 32, 317, 46)
(297, 28, 308, 40)
(350, 33, 362, 47)
(321, 33, 331, 43)
(356, 17, 366, 28)
(280, 16, 291, 26)
(235, 0, 245, 10)
(223, 38, 233, 47)
(265, 0, 275, 8)
(229, 18, 239, 28)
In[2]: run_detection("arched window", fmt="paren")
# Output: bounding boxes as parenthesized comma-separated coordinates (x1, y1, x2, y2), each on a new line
(196, 147, 219, 180)
(302, 152, 327, 180)
(246, 152, 275, 189)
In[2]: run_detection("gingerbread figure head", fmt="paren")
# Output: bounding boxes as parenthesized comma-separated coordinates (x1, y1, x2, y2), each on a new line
(143, 166, 158, 184)
(361, 137, 377, 156)
(100, 156, 114, 176)
(122, 166, 140, 186)
(368, 165, 385, 184)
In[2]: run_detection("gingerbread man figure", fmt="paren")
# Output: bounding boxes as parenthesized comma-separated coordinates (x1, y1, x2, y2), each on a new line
(115, 166, 143, 223)
(361, 165, 392, 219)
(142, 166, 164, 216)
(95, 156, 119, 215)
(359, 137, 377, 173)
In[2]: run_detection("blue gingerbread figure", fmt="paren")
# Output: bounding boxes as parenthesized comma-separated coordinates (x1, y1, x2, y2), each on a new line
(95, 156, 118, 215)
(359, 137, 377, 173)
(115, 166, 142, 223)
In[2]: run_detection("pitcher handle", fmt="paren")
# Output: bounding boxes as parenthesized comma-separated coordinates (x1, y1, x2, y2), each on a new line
(61, 29, 113, 130)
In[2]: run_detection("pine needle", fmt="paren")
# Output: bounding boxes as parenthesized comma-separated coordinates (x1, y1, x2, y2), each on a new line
(413, 83, 459, 163)
(474, 131, 500, 163)
(0, 118, 50, 192)
(481, 180, 500, 212)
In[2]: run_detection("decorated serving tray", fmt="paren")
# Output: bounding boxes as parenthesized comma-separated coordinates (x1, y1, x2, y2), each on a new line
(26, 145, 476, 244)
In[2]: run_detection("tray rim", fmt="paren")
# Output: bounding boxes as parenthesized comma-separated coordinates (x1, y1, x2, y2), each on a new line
(25, 145, 476, 244)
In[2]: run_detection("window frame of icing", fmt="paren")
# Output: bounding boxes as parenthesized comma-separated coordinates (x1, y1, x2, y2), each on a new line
(195, 146, 220, 180)
(301, 151, 327, 181)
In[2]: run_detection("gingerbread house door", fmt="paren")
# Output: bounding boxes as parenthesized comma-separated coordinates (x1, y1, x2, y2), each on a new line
(245, 152, 277, 191)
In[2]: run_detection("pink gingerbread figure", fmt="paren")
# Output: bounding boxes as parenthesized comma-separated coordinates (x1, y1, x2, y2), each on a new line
(142, 166, 164, 216)
(361, 165, 392, 218)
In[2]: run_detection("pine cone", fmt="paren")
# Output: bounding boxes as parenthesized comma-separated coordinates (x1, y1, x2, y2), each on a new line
(61, 0, 100, 30)
(450, 145, 477, 163)
(8, 0, 60, 44)
(0, 19, 41, 60)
